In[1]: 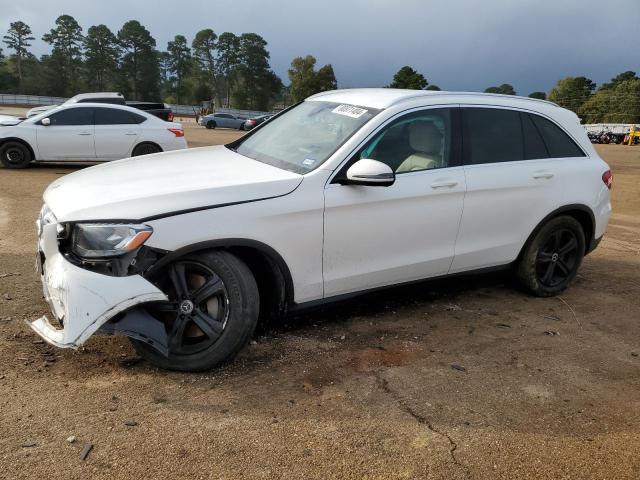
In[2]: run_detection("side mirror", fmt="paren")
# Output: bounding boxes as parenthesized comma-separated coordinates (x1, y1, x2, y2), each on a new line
(344, 159, 395, 187)
(41, 118, 51, 126)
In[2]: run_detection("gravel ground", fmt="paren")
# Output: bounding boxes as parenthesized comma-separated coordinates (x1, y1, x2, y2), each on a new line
(0, 110, 639, 479)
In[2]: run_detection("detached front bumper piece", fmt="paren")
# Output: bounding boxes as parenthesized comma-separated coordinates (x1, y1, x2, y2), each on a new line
(26, 221, 167, 349)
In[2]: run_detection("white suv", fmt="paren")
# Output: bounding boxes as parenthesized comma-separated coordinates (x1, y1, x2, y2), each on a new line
(28, 89, 612, 371)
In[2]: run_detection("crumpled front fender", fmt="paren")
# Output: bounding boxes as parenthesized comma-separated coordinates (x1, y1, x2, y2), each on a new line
(26, 222, 167, 348)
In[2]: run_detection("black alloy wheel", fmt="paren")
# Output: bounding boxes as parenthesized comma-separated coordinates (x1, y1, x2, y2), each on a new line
(147, 259, 229, 355)
(517, 215, 586, 297)
(130, 250, 259, 371)
(535, 229, 580, 288)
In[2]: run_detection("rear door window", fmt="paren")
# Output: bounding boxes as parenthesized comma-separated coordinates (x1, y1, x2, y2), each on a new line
(95, 108, 145, 125)
(530, 115, 585, 158)
(462, 108, 523, 164)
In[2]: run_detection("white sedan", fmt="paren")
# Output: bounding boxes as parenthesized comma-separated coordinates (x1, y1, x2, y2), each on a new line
(0, 103, 187, 168)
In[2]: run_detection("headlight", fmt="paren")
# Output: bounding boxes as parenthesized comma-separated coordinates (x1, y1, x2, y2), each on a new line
(71, 223, 153, 258)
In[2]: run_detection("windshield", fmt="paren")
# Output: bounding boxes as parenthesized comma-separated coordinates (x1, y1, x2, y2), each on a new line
(232, 101, 379, 173)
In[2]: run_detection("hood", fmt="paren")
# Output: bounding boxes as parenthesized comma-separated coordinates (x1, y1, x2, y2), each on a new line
(44, 146, 303, 222)
(27, 105, 57, 117)
(0, 115, 21, 126)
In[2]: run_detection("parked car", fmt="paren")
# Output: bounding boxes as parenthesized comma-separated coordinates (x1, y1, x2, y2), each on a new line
(28, 89, 611, 371)
(0, 103, 187, 168)
(243, 114, 272, 130)
(26, 92, 174, 123)
(198, 112, 247, 130)
(26, 92, 126, 117)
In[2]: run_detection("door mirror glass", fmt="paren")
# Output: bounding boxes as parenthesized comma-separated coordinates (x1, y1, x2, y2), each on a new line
(41, 117, 51, 126)
(345, 159, 395, 186)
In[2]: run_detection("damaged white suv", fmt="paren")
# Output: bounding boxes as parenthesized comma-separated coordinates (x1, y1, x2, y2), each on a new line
(29, 89, 612, 371)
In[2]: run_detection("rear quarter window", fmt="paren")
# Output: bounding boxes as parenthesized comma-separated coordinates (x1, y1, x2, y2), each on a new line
(530, 115, 585, 158)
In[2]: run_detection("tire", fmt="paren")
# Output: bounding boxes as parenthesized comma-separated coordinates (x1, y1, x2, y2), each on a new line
(132, 143, 162, 157)
(239, 124, 245, 131)
(0, 141, 32, 168)
(131, 250, 259, 371)
(206, 121, 216, 129)
(516, 216, 586, 297)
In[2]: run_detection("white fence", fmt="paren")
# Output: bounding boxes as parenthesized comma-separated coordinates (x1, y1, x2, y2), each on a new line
(0, 94, 269, 118)
(584, 123, 639, 134)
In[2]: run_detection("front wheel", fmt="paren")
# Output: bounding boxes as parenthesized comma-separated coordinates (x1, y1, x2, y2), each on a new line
(131, 250, 259, 371)
(206, 121, 216, 129)
(0, 141, 32, 168)
(517, 216, 585, 297)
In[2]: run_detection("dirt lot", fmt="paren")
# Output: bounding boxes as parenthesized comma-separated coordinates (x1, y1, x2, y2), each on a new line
(0, 110, 639, 479)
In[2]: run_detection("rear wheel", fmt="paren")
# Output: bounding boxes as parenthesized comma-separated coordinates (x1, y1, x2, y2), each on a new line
(517, 216, 585, 297)
(132, 143, 162, 157)
(131, 250, 259, 371)
(0, 141, 32, 168)
(206, 121, 216, 129)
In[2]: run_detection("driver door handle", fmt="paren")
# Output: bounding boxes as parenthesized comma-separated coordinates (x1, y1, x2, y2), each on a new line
(78, 131, 92, 136)
(533, 171, 554, 179)
(125, 132, 138, 135)
(430, 180, 458, 189)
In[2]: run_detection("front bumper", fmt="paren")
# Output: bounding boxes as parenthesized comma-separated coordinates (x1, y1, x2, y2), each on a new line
(26, 220, 167, 349)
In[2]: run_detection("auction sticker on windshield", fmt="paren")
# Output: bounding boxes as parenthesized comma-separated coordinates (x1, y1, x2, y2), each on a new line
(332, 104, 368, 119)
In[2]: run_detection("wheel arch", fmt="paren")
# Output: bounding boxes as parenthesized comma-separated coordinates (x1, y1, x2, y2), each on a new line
(133, 141, 163, 156)
(0, 137, 36, 160)
(518, 204, 596, 261)
(145, 238, 294, 318)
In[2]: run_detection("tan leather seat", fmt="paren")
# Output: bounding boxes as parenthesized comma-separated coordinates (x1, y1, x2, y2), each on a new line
(396, 121, 443, 173)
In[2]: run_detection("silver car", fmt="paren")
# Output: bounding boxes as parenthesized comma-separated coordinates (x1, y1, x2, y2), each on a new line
(198, 113, 246, 130)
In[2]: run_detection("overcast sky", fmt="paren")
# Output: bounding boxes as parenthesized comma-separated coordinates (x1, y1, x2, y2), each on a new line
(2, 0, 638, 95)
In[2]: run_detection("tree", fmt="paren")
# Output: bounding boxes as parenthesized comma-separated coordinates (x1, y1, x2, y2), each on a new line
(84, 24, 120, 91)
(166, 35, 191, 104)
(117, 20, 160, 100)
(426, 84, 441, 91)
(548, 76, 595, 112)
(484, 83, 516, 95)
(314, 64, 337, 92)
(3, 21, 35, 93)
(389, 66, 427, 90)
(191, 29, 217, 102)
(288, 55, 337, 102)
(233, 33, 279, 110)
(600, 71, 637, 91)
(216, 32, 240, 107)
(581, 78, 640, 123)
(42, 15, 84, 95)
(528, 91, 547, 100)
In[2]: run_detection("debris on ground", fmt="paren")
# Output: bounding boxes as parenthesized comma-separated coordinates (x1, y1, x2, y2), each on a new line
(451, 364, 467, 372)
(495, 323, 512, 329)
(445, 304, 462, 311)
(80, 443, 93, 460)
(3, 293, 12, 300)
(21, 442, 37, 448)
(118, 356, 142, 368)
(544, 330, 560, 336)
(124, 420, 138, 427)
(66, 435, 76, 444)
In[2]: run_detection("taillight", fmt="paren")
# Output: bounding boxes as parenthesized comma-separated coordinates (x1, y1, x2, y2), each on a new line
(168, 128, 184, 137)
(168, 112, 174, 121)
(247, 119, 256, 126)
(602, 170, 612, 189)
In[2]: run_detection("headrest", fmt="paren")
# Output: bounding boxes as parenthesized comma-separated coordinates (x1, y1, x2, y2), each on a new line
(408, 121, 442, 153)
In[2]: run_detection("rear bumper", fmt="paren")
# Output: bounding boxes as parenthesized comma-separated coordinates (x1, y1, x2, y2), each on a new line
(26, 221, 166, 349)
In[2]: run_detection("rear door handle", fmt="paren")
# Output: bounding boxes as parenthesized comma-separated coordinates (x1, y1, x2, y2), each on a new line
(430, 180, 458, 189)
(125, 132, 138, 136)
(532, 171, 554, 179)
(78, 132, 92, 136)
